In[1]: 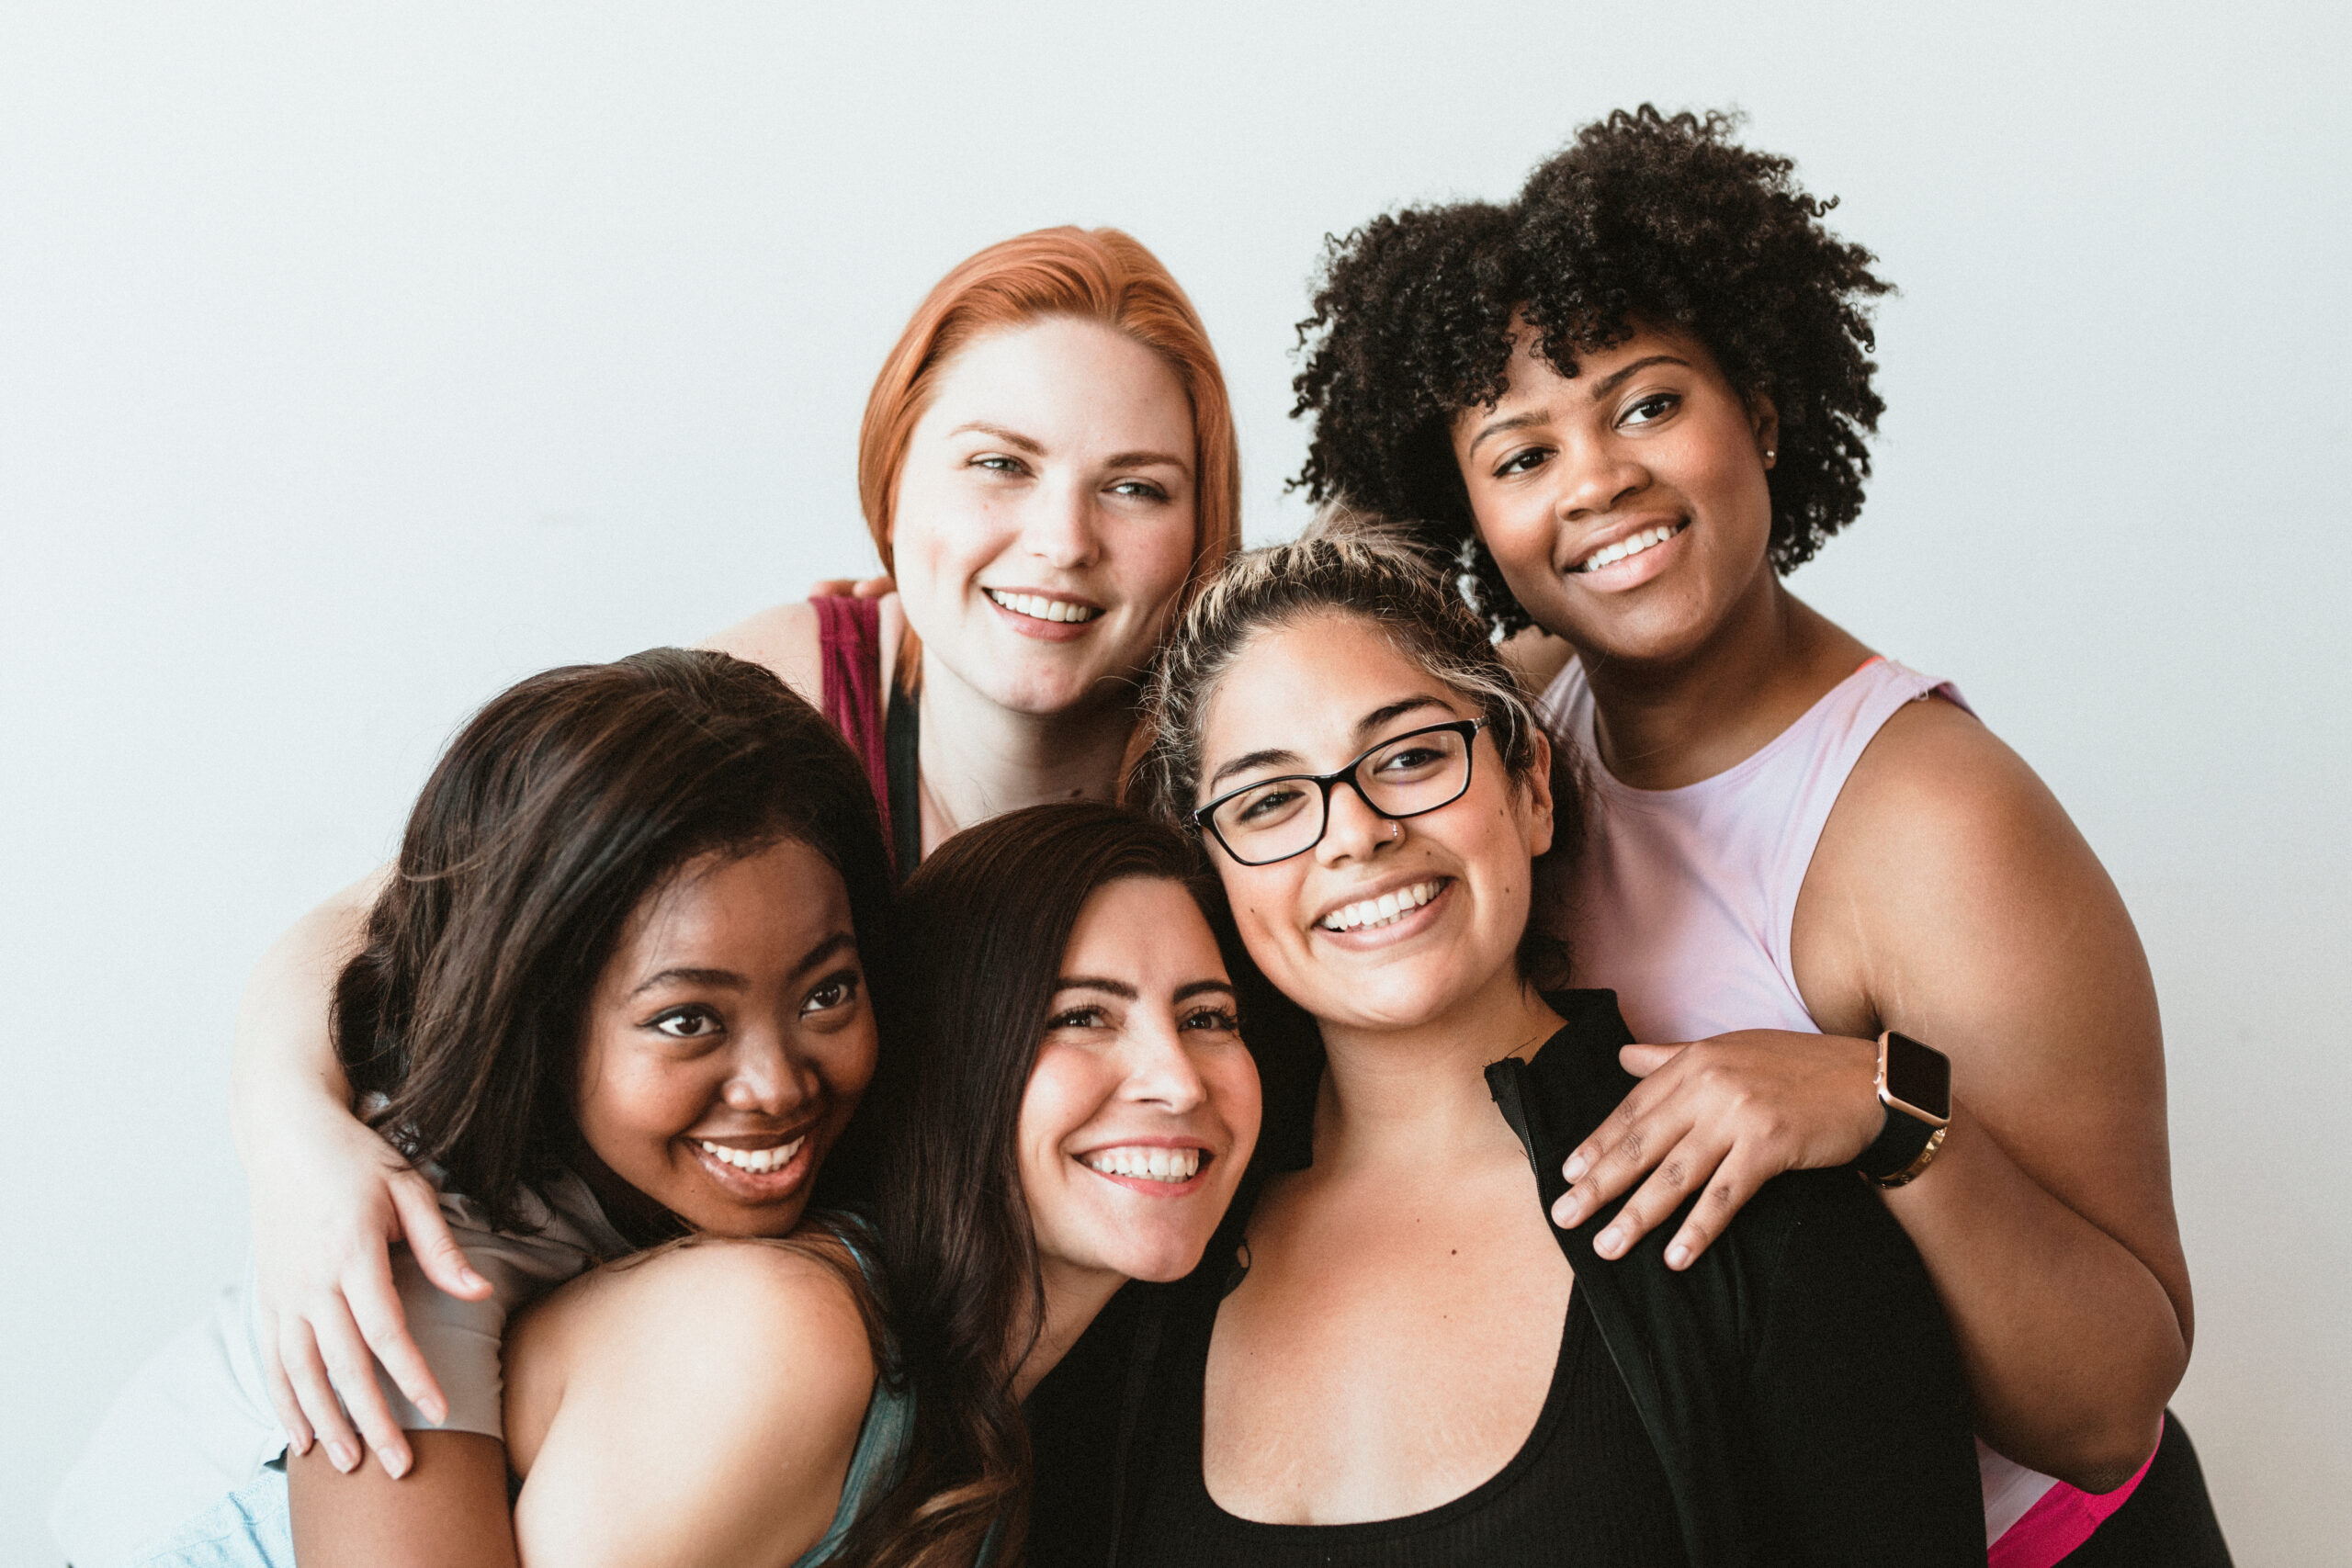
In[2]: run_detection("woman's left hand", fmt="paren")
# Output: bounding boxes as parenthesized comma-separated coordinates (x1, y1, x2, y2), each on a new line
(1549, 1031, 1888, 1269)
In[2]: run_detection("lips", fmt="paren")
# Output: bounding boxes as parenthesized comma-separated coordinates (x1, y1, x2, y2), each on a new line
(1571, 519, 1687, 574)
(684, 1129, 820, 1200)
(984, 587, 1102, 624)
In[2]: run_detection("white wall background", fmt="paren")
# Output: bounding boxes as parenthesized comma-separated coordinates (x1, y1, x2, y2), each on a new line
(5, 3, 2346, 1562)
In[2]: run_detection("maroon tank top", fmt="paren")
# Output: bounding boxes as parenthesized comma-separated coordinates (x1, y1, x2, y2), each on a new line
(812, 593, 895, 851)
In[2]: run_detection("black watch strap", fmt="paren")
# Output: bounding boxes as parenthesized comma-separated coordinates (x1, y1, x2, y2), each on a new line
(1854, 1104, 1939, 1182)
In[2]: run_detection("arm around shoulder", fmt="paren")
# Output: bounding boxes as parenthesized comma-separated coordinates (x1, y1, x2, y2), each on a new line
(510, 1239, 878, 1568)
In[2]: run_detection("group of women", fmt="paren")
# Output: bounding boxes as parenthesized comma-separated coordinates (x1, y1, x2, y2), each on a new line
(56, 107, 2233, 1567)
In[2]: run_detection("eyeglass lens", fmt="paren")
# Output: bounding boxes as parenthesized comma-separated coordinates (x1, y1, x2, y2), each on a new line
(1208, 727, 1472, 864)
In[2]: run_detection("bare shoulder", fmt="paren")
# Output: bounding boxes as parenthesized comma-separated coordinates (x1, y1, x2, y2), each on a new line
(1822, 693, 2082, 866)
(512, 1240, 874, 1451)
(699, 600, 824, 703)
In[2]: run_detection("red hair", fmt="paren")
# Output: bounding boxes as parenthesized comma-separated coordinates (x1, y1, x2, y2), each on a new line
(855, 227, 1243, 665)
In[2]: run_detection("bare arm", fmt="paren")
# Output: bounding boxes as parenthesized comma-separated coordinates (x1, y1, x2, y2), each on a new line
(505, 1242, 876, 1568)
(231, 871, 489, 1474)
(288, 1431, 518, 1568)
(1554, 700, 2188, 1489)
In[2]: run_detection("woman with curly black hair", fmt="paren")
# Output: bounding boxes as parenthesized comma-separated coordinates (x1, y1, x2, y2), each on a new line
(1292, 107, 2227, 1567)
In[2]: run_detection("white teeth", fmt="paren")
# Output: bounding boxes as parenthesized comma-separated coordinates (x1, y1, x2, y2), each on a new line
(1579, 524, 1679, 573)
(1081, 1145, 1203, 1183)
(988, 589, 1100, 624)
(1319, 879, 1441, 932)
(696, 1137, 804, 1175)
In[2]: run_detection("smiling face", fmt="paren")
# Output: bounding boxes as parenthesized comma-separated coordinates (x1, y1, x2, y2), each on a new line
(1196, 613, 1554, 1033)
(1452, 322, 1780, 666)
(1016, 875, 1260, 1291)
(574, 838, 877, 1239)
(890, 315, 1200, 717)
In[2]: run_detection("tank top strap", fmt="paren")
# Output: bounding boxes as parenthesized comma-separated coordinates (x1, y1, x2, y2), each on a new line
(811, 594, 896, 855)
(1757, 658, 1973, 988)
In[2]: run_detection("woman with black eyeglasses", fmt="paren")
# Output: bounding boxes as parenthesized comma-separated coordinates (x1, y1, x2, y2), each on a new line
(1033, 532, 1987, 1567)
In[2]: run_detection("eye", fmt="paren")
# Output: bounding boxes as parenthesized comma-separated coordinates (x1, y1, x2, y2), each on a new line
(1181, 1005, 1241, 1035)
(1047, 1004, 1110, 1031)
(972, 454, 1030, 476)
(1108, 478, 1171, 502)
(800, 968, 862, 1019)
(1231, 783, 1307, 825)
(1371, 743, 1449, 777)
(650, 1005, 723, 1041)
(1619, 391, 1680, 428)
(1492, 446, 1551, 479)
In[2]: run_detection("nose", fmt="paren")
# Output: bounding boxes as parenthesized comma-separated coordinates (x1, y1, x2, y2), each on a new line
(1557, 434, 1649, 521)
(1313, 774, 1396, 868)
(1118, 1019, 1210, 1115)
(720, 1032, 819, 1120)
(1022, 474, 1104, 572)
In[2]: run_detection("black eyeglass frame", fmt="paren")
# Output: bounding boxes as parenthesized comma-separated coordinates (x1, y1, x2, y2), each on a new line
(1190, 717, 1489, 866)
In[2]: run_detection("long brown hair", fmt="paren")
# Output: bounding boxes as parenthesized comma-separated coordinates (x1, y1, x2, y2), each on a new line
(835, 802, 1238, 1567)
(332, 648, 896, 1228)
(855, 226, 1245, 690)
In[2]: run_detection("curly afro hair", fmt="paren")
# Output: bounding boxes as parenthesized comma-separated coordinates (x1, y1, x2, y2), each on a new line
(1293, 106, 1894, 638)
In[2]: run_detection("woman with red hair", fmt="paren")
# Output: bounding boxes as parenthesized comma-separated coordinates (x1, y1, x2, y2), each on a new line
(220, 226, 1244, 1498)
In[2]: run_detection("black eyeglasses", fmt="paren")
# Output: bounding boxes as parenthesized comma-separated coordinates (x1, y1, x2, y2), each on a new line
(1192, 718, 1487, 866)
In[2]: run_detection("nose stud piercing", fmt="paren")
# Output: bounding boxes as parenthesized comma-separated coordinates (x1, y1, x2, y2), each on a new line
(1388, 820, 1404, 841)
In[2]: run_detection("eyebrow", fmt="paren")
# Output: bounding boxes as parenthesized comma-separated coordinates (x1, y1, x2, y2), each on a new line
(1465, 409, 1549, 458)
(627, 931, 856, 999)
(1204, 695, 1455, 792)
(1173, 979, 1236, 1003)
(1587, 355, 1689, 401)
(1055, 975, 1139, 1000)
(951, 423, 1189, 476)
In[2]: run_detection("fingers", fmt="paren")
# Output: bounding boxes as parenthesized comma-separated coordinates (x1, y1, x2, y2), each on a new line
(257, 1310, 315, 1456)
(1589, 1128, 1736, 1261)
(310, 1299, 413, 1479)
(1552, 1088, 1689, 1231)
(850, 575, 893, 598)
(808, 577, 862, 597)
(1657, 1148, 1780, 1270)
(390, 1175, 491, 1303)
(1619, 1042, 1687, 1077)
(343, 1242, 450, 1428)
(279, 1318, 365, 1475)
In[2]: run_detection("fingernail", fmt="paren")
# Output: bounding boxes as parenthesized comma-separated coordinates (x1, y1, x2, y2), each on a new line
(1563, 1152, 1589, 1181)
(421, 1397, 448, 1426)
(1596, 1225, 1624, 1258)
(380, 1448, 411, 1480)
(1666, 1243, 1690, 1269)
(327, 1441, 359, 1473)
(461, 1269, 488, 1291)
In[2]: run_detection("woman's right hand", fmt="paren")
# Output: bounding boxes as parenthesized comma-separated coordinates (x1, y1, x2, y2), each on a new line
(248, 1100, 491, 1479)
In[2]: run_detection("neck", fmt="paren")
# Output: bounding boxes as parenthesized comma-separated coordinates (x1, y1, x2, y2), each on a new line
(1579, 573, 1867, 791)
(1314, 968, 1566, 1177)
(914, 653, 1136, 852)
(1010, 1256, 1127, 1404)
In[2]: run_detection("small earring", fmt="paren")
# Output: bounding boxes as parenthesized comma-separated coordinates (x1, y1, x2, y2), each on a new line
(1387, 820, 1404, 841)
(1763, 448, 1777, 465)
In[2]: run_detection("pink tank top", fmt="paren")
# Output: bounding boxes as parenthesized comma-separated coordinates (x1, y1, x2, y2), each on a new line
(1536, 655, 2149, 1564)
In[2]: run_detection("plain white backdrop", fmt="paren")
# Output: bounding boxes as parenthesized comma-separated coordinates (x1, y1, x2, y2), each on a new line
(4, 3, 2346, 1562)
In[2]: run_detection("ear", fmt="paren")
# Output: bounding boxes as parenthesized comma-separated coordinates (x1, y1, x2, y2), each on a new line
(1519, 728, 1556, 860)
(1747, 392, 1781, 469)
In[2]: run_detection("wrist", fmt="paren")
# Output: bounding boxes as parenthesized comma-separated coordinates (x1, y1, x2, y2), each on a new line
(1854, 1030, 1952, 1185)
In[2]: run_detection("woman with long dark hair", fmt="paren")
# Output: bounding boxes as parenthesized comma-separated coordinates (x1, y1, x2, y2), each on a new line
(1288, 107, 2223, 1566)
(55, 649, 900, 1566)
(220, 223, 1249, 1474)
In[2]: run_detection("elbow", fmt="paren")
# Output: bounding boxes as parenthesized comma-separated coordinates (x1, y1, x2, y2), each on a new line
(2000, 1361, 2181, 1495)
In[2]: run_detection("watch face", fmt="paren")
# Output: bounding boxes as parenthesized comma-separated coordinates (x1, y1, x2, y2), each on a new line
(1883, 1031, 1952, 1121)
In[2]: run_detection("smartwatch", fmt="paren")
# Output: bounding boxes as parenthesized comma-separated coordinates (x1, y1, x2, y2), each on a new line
(1854, 1030, 1952, 1188)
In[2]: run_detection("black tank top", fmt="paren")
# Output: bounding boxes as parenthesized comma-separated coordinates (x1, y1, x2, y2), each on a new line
(1125, 1288, 1686, 1565)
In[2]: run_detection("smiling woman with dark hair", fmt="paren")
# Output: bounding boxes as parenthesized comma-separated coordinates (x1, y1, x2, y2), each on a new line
(1060, 534, 1986, 1566)
(1290, 106, 2226, 1566)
